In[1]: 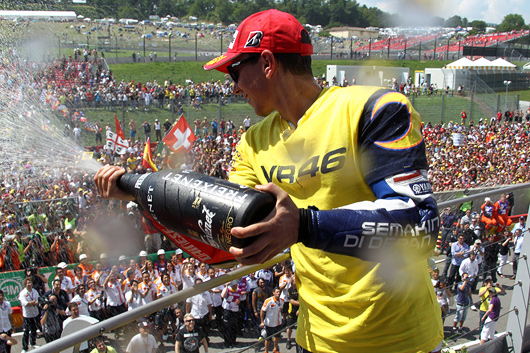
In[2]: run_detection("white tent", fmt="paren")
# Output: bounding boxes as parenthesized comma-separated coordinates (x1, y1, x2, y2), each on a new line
(445, 57, 474, 69)
(445, 57, 518, 71)
(470, 57, 492, 70)
(491, 58, 517, 71)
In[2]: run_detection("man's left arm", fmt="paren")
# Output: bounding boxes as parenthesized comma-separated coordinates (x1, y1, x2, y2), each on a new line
(297, 91, 438, 262)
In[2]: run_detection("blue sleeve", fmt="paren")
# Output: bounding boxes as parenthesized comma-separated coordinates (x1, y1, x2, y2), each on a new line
(299, 171, 439, 262)
(298, 90, 439, 262)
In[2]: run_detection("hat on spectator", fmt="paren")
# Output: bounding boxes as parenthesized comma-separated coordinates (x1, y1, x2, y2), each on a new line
(57, 262, 67, 269)
(203, 9, 313, 73)
(119, 255, 127, 261)
(484, 197, 491, 202)
(100, 253, 108, 259)
(175, 249, 183, 255)
(157, 249, 165, 255)
(475, 239, 482, 244)
(139, 250, 147, 257)
(79, 254, 88, 261)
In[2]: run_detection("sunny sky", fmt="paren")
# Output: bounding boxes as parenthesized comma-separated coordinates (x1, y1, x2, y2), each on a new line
(357, 0, 530, 26)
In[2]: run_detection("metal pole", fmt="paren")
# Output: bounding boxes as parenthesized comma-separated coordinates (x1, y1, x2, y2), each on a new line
(350, 37, 353, 59)
(505, 85, 508, 111)
(441, 94, 445, 124)
(368, 38, 371, 58)
(330, 36, 333, 60)
(31, 252, 291, 353)
(387, 37, 390, 60)
(505, 203, 530, 353)
(446, 38, 450, 61)
(115, 36, 117, 61)
(419, 40, 422, 60)
(143, 35, 146, 62)
(195, 32, 198, 61)
(169, 34, 171, 61)
(434, 37, 437, 59)
(404, 39, 407, 59)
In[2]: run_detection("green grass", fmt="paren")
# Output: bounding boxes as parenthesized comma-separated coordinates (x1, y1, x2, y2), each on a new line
(70, 100, 259, 146)
(110, 61, 227, 85)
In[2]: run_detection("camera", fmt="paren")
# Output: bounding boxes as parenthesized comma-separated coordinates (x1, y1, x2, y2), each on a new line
(38, 296, 51, 309)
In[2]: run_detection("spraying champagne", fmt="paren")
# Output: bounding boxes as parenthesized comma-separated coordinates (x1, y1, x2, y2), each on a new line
(117, 170, 276, 252)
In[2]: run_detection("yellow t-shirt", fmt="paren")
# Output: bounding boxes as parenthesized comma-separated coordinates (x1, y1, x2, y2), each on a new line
(479, 286, 502, 312)
(229, 86, 442, 352)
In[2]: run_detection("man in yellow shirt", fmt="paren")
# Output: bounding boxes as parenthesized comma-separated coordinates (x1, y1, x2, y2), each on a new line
(477, 278, 504, 331)
(95, 9, 443, 352)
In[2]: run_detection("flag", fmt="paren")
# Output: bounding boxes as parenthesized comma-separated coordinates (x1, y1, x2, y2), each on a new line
(115, 115, 125, 140)
(162, 115, 197, 153)
(83, 122, 99, 132)
(105, 130, 128, 155)
(142, 138, 158, 171)
(81, 152, 94, 160)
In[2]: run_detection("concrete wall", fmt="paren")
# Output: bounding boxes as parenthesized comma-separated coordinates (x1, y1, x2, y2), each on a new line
(326, 65, 409, 87)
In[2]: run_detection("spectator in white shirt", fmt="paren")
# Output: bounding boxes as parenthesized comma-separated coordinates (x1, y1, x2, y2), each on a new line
(19, 277, 40, 352)
(0, 290, 14, 353)
(186, 278, 213, 341)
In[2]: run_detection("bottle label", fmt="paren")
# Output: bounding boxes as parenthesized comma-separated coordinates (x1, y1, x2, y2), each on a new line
(134, 173, 150, 189)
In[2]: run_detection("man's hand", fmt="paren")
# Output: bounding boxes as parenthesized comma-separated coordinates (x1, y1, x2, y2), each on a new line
(94, 165, 135, 201)
(230, 183, 299, 265)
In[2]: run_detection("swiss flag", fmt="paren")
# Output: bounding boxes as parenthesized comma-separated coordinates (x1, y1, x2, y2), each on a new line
(163, 115, 197, 152)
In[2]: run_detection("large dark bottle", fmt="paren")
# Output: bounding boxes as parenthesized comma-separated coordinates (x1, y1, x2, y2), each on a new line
(117, 170, 276, 252)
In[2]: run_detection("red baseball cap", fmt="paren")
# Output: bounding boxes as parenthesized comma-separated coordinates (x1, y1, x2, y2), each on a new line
(204, 9, 313, 73)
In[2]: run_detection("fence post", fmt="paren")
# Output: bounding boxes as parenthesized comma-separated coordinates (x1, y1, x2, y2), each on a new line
(470, 92, 474, 124)
(441, 94, 445, 124)
(517, 94, 520, 110)
(496, 94, 501, 113)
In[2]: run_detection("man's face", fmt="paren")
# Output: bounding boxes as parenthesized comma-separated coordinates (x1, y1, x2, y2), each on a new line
(71, 305, 79, 318)
(53, 281, 61, 292)
(175, 309, 183, 319)
(0, 293, 4, 303)
(184, 317, 195, 330)
(95, 341, 106, 352)
(229, 54, 274, 117)
(273, 288, 280, 300)
(458, 236, 464, 244)
(56, 268, 63, 278)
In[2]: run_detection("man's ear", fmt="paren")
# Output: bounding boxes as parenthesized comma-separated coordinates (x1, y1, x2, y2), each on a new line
(260, 50, 276, 79)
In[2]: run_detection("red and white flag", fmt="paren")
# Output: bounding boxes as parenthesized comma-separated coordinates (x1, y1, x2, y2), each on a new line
(163, 115, 197, 153)
(105, 130, 129, 155)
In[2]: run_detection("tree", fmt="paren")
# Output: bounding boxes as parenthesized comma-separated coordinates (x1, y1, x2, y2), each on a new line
(470, 20, 486, 33)
(445, 15, 462, 28)
(498, 14, 526, 32)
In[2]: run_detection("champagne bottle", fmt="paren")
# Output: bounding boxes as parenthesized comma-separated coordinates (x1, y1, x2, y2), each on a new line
(118, 170, 276, 251)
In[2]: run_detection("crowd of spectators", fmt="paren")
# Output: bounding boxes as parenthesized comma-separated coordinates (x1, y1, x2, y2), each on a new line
(2, 46, 530, 350)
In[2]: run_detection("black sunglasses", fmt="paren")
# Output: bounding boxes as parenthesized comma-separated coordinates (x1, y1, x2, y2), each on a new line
(185, 319, 195, 323)
(226, 55, 259, 83)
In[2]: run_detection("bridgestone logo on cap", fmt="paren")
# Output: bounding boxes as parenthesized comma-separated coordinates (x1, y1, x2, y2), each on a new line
(245, 31, 263, 48)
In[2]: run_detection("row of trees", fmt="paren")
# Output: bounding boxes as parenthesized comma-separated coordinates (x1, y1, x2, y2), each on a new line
(4, 1, 528, 33)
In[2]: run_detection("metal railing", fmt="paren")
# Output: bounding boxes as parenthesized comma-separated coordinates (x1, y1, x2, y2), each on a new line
(32, 182, 530, 353)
